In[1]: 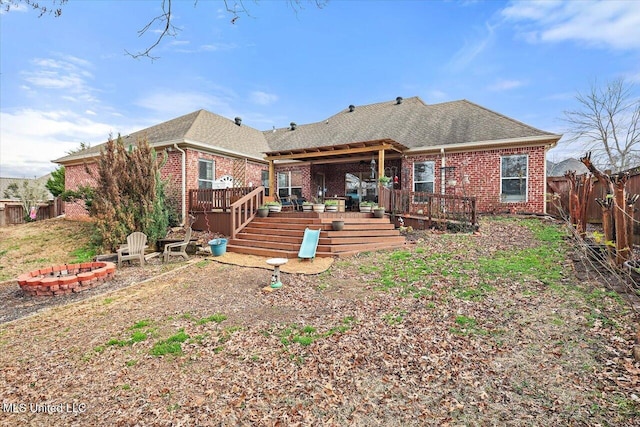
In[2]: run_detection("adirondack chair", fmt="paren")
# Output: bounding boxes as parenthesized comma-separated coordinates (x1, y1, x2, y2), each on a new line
(163, 227, 192, 263)
(117, 232, 148, 267)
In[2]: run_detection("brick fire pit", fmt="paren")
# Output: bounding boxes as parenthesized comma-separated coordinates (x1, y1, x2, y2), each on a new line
(17, 262, 117, 297)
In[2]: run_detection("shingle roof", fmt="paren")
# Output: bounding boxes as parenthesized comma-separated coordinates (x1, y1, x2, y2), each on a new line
(547, 158, 589, 176)
(54, 97, 560, 165)
(264, 97, 557, 151)
(55, 110, 271, 163)
(0, 175, 53, 201)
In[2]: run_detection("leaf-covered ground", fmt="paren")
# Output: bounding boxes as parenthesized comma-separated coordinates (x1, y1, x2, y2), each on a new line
(1, 217, 639, 426)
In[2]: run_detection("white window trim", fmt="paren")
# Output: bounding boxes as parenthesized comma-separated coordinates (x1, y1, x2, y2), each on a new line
(277, 171, 302, 197)
(500, 154, 528, 203)
(198, 159, 215, 189)
(413, 161, 435, 192)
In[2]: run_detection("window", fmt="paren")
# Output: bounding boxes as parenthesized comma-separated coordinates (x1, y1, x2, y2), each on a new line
(198, 159, 215, 189)
(261, 170, 270, 196)
(501, 154, 527, 202)
(413, 161, 434, 202)
(277, 171, 303, 198)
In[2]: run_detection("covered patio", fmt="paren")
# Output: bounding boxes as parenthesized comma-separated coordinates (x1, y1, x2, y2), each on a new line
(264, 139, 407, 207)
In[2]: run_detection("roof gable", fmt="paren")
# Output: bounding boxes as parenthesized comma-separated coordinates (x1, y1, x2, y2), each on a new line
(55, 110, 270, 164)
(264, 96, 558, 151)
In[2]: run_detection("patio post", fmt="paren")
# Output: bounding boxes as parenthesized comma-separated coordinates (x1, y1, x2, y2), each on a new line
(378, 149, 385, 179)
(268, 160, 276, 198)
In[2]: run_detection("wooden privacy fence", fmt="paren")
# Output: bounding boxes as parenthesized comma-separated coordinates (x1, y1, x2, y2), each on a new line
(547, 171, 640, 228)
(0, 198, 65, 226)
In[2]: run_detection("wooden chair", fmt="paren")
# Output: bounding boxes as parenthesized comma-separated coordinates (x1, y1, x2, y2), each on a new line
(117, 232, 148, 267)
(163, 227, 192, 263)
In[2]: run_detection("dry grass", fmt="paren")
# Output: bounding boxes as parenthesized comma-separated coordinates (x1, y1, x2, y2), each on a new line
(0, 218, 93, 282)
(0, 216, 638, 426)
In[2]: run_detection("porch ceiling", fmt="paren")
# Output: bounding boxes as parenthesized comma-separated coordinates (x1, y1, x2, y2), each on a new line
(264, 139, 407, 162)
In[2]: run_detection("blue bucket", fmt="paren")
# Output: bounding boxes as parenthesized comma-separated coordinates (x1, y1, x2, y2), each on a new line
(208, 238, 228, 256)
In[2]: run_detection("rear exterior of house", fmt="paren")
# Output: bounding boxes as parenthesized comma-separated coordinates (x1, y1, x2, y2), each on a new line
(56, 97, 560, 222)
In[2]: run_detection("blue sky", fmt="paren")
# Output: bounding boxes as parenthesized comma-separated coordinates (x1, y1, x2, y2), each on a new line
(1, 0, 639, 178)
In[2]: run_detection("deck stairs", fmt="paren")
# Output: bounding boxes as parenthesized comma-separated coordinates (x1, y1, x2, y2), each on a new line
(226, 212, 406, 258)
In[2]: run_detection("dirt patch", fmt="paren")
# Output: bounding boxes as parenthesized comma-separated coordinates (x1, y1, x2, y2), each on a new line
(0, 216, 638, 426)
(207, 252, 333, 275)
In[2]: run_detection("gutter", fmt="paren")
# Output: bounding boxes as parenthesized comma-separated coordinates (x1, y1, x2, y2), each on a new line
(173, 144, 187, 226)
(440, 148, 446, 196)
(404, 134, 562, 155)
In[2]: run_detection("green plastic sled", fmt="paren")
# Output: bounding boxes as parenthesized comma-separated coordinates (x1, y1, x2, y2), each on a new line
(298, 228, 321, 261)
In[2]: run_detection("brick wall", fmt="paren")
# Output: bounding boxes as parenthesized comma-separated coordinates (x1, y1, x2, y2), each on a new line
(64, 144, 548, 220)
(402, 146, 547, 214)
(65, 148, 270, 220)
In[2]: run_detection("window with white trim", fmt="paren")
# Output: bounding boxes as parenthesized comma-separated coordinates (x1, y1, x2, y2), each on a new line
(501, 154, 528, 202)
(261, 170, 270, 196)
(413, 161, 434, 202)
(277, 171, 303, 198)
(198, 159, 215, 189)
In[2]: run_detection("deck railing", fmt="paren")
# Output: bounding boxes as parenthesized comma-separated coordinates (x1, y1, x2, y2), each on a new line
(188, 187, 254, 212)
(229, 186, 265, 239)
(379, 186, 477, 229)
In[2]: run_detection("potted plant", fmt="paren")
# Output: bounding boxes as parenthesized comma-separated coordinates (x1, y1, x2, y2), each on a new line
(332, 219, 345, 231)
(312, 198, 325, 213)
(379, 175, 392, 187)
(373, 206, 385, 218)
(302, 201, 313, 212)
(265, 201, 282, 213)
(325, 199, 339, 212)
(359, 201, 375, 213)
(257, 205, 269, 218)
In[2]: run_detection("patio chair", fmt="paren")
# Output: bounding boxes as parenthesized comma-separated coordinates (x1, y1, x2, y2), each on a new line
(117, 232, 148, 267)
(163, 226, 192, 263)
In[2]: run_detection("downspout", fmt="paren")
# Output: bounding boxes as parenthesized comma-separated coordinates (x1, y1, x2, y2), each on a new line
(440, 148, 446, 195)
(174, 144, 186, 226)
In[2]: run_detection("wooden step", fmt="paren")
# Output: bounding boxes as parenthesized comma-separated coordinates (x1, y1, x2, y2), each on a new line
(227, 239, 299, 252)
(318, 235, 404, 245)
(236, 233, 304, 244)
(317, 239, 406, 253)
(226, 211, 406, 259)
(248, 222, 331, 231)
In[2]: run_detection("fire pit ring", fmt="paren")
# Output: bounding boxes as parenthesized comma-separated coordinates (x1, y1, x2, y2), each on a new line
(17, 261, 117, 297)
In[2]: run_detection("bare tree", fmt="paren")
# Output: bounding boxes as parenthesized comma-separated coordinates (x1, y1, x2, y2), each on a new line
(564, 78, 640, 172)
(1, 0, 327, 60)
(0, 0, 67, 17)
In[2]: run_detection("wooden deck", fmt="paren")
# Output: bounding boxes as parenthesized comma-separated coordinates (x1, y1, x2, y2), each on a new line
(226, 212, 406, 258)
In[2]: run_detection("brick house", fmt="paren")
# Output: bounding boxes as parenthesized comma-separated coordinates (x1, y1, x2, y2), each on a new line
(55, 96, 561, 222)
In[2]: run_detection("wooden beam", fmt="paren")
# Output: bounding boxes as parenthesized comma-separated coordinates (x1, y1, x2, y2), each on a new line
(378, 149, 385, 180)
(265, 143, 395, 161)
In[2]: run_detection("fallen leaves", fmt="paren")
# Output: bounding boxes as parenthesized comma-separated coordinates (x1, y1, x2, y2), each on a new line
(0, 217, 638, 425)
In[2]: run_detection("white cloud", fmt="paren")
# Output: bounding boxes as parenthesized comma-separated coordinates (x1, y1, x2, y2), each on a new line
(447, 22, 497, 72)
(501, 0, 640, 51)
(134, 90, 236, 118)
(250, 91, 278, 106)
(20, 55, 98, 103)
(0, 109, 115, 177)
(488, 79, 527, 91)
